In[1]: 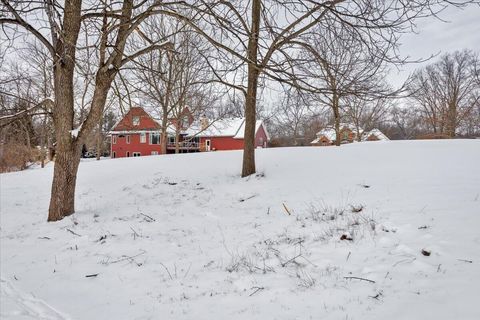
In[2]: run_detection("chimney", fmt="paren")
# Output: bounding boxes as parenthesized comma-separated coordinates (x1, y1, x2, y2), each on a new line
(200, 116, 209, 130)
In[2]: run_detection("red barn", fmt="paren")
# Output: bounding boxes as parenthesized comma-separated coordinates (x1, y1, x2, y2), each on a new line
(109, 107, 270, 158)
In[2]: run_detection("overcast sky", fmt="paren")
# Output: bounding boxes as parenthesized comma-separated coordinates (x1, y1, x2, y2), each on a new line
(389, 4, 480, 88)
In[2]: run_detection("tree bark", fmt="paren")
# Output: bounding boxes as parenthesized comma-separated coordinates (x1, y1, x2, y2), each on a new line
(161, 114, 168, 154)
(96, 115, 103, 160)
(47, 0, 83, 221)
(175, 130, 180, 154)
(333, 94, 341, 146)
(241, 0, 261, 178)
(445, 101, 457, 137)
(48, 142, 81, 221)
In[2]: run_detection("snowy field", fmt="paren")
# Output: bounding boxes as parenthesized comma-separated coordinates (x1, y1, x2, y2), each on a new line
(1, 140, 479, 320)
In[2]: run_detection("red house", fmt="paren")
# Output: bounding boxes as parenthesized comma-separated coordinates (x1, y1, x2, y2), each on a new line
(109, 107, 270, 158)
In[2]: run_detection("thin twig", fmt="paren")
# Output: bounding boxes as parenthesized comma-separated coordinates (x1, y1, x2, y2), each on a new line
(159, 262, 173, 280)
(85, 273, 99, 278)
(239, 194, 257, 202)
(66, 228, 81, 236)
(344, 276, 376, 283)
(249, 286, 264, 296)
(109, 250, 146, 264)
(140, 212, 155, 222)
(457, 259, 473, 263)
(281, 254, 301, 267)
(282, 203, 292, 216)
(130, 226, 139, 239)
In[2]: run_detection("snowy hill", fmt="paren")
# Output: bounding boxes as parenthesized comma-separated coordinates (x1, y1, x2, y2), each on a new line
(1, 140, 479, 320)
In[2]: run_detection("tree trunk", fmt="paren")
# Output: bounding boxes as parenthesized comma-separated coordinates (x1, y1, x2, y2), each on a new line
(241, 0, 261, 178)
(96, 115, 103, 160)
(47, 0, 82, 221)
(48, 142, 81, 221)
(161, 114, 168, 154)
(40, 116, 47, 168)
(175, 130, 180, 154)
(445, 102, 457, 137)
(333, 94, 341, 146)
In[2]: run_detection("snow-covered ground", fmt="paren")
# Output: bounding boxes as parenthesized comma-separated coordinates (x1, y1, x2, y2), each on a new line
(1, 140, 479, 320)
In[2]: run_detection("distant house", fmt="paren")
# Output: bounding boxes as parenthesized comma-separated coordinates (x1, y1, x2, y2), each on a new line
(311, 123, 389, 146)
(362, 128, 390, 142)
(109, 107, 270, 158)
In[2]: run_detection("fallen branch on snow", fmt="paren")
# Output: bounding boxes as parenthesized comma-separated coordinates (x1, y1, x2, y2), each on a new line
(457, 259, 473, 263)
(249, 286, 264, 296)
(66, 228, 81, 236)
(140, 212, 155, 222)
(344, 276, 376, 283)
(85, 273, 99, 278)
(282, 203, 292, 216)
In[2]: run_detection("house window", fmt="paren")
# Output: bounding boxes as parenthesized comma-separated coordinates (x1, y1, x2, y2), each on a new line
(126, 135, 131, 144)
(112, 135, 117, 144)
(343, 131, 349, 140)
(126, 151, 130, 157)
(151, 151, 158, 155)
(140, 132, 146, 143)
(168, 136, 176, 145)
(150, 132, 160, 145)
(259, 137, 264, 146)
(181, 116, 189, 128)
(133, 116, 140, 126)
(133, 152, 141, 157)
(112, 152, 116, 158)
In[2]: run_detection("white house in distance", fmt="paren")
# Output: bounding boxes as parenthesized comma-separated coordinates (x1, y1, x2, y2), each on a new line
(311, 123, 389, 146)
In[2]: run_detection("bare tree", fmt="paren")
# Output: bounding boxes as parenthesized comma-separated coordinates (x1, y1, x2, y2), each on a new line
(1, 0, 174, 221)
(132, 16, 217, 154)
(344, 95, 391, 141)
(408, 50, 480, 137)
(273, 88, 315, 146)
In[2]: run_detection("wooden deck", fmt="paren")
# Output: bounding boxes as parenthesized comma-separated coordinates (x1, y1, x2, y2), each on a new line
(166, 142, 205, 151)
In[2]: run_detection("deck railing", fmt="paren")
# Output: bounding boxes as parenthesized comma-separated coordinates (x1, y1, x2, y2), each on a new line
(166, 141, 205, 150)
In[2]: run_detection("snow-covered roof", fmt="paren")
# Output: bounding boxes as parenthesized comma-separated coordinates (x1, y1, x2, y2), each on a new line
(197, 118, 246, 137)
(362, 128, 390, 141)
(313, 123, 362, 141)
(314, 128, 337, 142)
(186, 118, 269, 140)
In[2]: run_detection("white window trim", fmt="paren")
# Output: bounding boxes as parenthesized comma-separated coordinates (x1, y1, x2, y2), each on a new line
(133, 152, 141, 157)
(126, 135, 131, 144)
(151, 151, 158, 155)
(140, 132, 146, 143)
(149, 132, 161, 145)
(112, 135, 117, 144)
(133, 116, 140, 126)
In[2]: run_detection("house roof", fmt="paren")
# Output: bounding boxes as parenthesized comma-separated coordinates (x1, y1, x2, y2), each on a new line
(186, 118, 270, 140)
(111, 107, 161, 131)
(312, 128, 337, 142)
(311, 124, 389, 144)
(362, 128, 390, 141)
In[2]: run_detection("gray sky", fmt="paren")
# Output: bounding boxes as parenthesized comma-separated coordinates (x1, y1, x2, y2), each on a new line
(389, 4, 480, 88)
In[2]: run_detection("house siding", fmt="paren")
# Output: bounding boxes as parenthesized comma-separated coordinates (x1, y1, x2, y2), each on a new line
(111, 133, 163, 158)
(199, 124, 269, 151)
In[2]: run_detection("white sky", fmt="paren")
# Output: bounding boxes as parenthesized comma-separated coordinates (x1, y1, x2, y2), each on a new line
(388, 4, 480, 88)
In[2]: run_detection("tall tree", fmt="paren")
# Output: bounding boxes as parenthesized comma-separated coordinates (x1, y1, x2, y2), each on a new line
(408, 50, 480, 137)
(1, 0, 174, 221)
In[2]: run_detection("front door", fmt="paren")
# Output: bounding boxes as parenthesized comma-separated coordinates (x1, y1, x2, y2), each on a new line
(205, 139, 211, 151)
